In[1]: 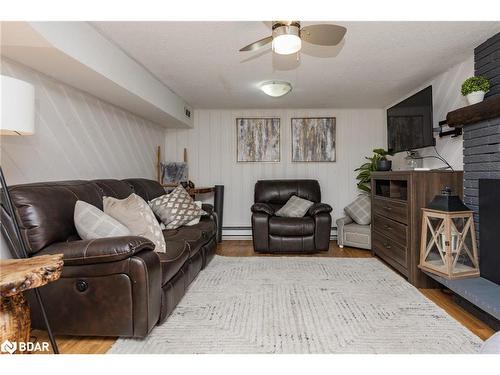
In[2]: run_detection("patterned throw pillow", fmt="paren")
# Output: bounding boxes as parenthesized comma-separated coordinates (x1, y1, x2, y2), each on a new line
(344, 194, 371, 225)
(103, 193, 166, 253)
(74, 200, 131, 240)
(275, 195, 314, 218)
(185, 201, 203, 226)
(149, 185, 206, 230)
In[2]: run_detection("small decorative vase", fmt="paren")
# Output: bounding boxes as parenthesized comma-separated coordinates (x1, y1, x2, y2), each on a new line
(377, 159, 392, 171)
(466, 91, 485, 105)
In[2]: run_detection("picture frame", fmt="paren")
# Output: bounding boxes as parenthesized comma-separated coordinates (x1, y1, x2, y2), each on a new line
(291, 117, 336, 162)
(160, 161, 189, 185)
(236, 117, 281, 162)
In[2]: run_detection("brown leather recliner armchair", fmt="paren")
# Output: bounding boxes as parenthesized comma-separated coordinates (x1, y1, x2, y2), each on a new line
(251, 180, 332, 253)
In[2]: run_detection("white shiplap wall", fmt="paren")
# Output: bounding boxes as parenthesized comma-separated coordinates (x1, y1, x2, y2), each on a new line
(0, 58, 165, 184)
(0, 58, 166, 258)
(165, 109, 386, 230)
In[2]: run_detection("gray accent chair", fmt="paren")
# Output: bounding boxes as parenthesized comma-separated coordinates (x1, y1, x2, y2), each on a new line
(336, 195, 372, 250)
(336, 217, 371, 249)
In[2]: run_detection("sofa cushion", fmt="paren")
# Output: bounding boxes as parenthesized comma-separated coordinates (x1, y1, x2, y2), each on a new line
(254, 179, 321, 205)
(74, 200, 130, 240)
(194, 216, 217, 238)
(344, 194, 371, 225)
(275, 195, 314, 218)
(7, 180, 104, 254)
(103, 193, 166, 253)
(158, 240, 190, 284)
(269, 216, 315, 236)
(123, 178, 166, 202)
(94, 179, 134, 199)
(163, 227, 205, 257)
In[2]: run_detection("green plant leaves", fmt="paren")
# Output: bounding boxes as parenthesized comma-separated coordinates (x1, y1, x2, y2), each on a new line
(461, 76, 490, 96)
(355, 162, 372, 171)
(373, 148, 387, 156)
(354, 148, 390, 192)
(357, 183, 371, 193)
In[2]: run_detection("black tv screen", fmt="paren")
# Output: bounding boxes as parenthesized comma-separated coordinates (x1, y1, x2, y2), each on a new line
(387, 86, 435, 154)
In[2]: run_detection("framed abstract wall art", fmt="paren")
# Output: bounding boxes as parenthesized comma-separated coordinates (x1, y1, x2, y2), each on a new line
(160, 162, 189, 185)
(291, 117, 336, 162)
(236, 118, 280, 162)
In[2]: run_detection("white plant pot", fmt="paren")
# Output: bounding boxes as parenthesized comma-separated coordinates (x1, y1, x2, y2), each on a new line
(466, 91, 485, 105)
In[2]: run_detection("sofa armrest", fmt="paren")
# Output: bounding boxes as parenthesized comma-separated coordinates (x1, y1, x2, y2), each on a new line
(201, 203, 214, 215)
(37, 236, 156, 266)
(251, 212, 270, 252)
(308, 203, 333, 217)
(313, 212, 332, 251)
(336, 216, 353, 248)
(336, 216, 354, 227)
(251, 203, 275, 216)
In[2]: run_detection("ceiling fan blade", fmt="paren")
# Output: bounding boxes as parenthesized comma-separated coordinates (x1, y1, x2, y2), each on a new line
(300, 24, 346, 46)
(240, 48, 272, 63)
(239, 36, 273, 52)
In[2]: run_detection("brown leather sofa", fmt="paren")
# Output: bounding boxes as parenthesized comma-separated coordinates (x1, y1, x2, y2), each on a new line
(1, 178, 217, 338)
(251, 180, 332, 253)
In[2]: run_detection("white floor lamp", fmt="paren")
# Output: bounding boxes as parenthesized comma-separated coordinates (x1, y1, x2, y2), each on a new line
(0, 75, 59, 353)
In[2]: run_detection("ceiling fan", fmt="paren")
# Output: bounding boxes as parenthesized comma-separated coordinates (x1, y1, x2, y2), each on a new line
(239, 21, 347, 55)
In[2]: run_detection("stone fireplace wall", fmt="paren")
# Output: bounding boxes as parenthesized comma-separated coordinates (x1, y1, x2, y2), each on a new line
(464, 32, 500, 248)
(475, 32, 500, 99)
(463, 116, 500, 246)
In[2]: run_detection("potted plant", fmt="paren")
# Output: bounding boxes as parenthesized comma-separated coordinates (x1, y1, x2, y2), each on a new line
(374, 148, 393, 171)
(355, 148, 393, 192)
(461, 76, 490, 105)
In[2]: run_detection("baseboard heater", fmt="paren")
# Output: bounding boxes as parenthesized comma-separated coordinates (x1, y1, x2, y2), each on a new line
(222, 226, 338, 240)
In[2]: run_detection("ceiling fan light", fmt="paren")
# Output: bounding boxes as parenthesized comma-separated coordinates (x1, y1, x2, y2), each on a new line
(271, 25, 301, 55)
(259, 81, 292, 97)
(272, 34, 301, 55)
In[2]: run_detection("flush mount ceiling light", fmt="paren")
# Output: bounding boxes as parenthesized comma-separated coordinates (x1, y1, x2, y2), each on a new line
(259, 81, 292, 97)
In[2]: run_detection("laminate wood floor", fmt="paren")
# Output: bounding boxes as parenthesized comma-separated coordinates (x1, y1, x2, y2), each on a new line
(32, 240, 494, 354)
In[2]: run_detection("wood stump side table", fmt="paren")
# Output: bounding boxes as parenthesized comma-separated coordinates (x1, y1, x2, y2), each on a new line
(0, 254, 63, 354)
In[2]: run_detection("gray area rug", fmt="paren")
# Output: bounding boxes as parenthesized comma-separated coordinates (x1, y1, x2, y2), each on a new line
(109, 256, 483, 354)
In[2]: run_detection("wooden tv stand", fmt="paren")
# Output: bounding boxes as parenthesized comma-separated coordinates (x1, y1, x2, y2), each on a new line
(370, 170, 463, 288)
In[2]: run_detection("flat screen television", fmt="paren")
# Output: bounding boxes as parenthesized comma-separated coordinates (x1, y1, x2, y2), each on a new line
(387, 86, 435, 154)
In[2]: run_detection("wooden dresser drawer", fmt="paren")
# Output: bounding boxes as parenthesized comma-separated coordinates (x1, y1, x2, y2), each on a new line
(373, 231, 408, 272)
(373, 214, 408, 246)
(373, 197, 408, 224)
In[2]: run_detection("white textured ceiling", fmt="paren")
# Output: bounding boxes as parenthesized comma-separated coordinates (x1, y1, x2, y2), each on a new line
(92, 21, 500, 109)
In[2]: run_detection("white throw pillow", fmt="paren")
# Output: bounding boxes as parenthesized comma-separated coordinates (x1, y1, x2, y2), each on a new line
(185, 201, 203, 226)
(103, 193, 166, 253)
(275, 195, 314, 218)
(74, 200, 131, 240)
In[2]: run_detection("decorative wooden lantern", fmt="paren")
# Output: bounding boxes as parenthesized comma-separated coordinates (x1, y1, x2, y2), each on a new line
(419, 187, 479, 279)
